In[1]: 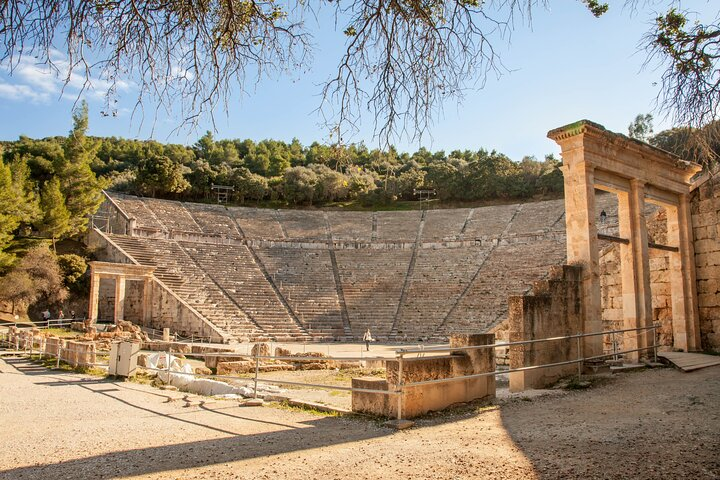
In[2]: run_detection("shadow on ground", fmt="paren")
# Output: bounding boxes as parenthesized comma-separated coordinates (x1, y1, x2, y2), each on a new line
(0, 358, 392, 479)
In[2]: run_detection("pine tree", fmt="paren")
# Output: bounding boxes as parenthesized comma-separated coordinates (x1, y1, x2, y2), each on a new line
(8, 155, 41, 227)
(0, 161, 21, 268)
(55, 101, 107, 236)
(39, 178, 71, 252)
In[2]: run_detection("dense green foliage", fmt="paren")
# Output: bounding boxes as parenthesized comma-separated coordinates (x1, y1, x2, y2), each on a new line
(3, 130, 566, 210)
(0, 102, 105, 266)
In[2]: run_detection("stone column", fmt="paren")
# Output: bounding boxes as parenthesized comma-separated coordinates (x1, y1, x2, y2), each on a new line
(561, 160, 602, 357)
(88, 272, 100, 323)
(621, 180, 653, 360)
(666, 195, 701, 351)
(114, 276, 126, 324)
(142, 277, 153, 325)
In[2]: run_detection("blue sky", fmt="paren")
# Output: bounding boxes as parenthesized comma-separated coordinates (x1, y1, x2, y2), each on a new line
(0, 2, 710, 160)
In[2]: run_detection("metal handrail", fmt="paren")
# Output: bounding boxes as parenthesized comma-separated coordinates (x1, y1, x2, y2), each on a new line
(1, 323, 663, 422)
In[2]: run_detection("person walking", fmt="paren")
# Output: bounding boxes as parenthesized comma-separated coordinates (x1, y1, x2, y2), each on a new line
(363, 328, 373, 352)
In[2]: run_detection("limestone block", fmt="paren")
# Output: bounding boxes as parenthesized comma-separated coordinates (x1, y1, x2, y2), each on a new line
(712, 319, 720, 333)
(141, 341, 191, 354)
(351, 377, 390, 416)
(652, 295, 671, 308)
(695, 239, 718, 253)
(605, 285, 622, 298)
(696, 265, 720, 280)
(693, 226, 711, 240)
(651, 283, 671, 296)
(649, 256, 669, 270)
(251, 343, 270, 357)
(650, 270, 669, 284)
(698, 197, 718, 214)
(44, 337, 65, 358)
(699, 294, 720, 308)
(692, 212, 715, 228)
(205, 355, 247, 370)
(195, 366, 212, 376)
(274, 347, 291, 357)
(697, 279, 718, 294)
(217, 361, 255, 375)
(655, 308, 672, 323)
(603, 309, 624, 321)
(704, 333, 720, 350)
(700, 307, 720, 321)
(190, 345, 234, 355)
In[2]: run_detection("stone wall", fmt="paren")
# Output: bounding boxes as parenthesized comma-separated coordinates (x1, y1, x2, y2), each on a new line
(692, 177, 720, 351)
(598, 178, 720, 352)
(351, 334, 495, 418)
(508, 265, 582, 392)
(599, 210, 674, 353)
(87, 229, 231, 343)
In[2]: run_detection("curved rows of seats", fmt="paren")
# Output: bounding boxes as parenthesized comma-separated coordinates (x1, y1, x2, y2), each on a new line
(102, 192, 578, 341)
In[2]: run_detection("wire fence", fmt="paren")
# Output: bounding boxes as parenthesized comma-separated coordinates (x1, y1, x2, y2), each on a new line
(0, 321, 661, 420)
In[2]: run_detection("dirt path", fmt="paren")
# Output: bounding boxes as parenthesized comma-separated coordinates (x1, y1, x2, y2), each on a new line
(0, 357, 718, 479)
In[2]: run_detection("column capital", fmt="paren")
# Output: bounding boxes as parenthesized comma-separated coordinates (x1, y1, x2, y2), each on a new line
(630, 178, 646, 189)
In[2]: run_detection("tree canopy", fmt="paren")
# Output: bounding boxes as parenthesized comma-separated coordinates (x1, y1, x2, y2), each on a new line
(3, 1, 716, 150)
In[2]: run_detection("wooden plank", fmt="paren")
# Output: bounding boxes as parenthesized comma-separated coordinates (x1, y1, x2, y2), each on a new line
(648, 242, 679, 253)
(598, 233, 630, 244)
(658, 352, 720, 372)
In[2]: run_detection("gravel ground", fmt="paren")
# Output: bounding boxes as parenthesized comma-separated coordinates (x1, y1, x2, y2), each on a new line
(0, 356, 718, 480)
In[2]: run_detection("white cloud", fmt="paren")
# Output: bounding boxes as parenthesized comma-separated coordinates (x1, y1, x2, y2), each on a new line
(1, 53, 134, 105)
(0, 80, 52, 103)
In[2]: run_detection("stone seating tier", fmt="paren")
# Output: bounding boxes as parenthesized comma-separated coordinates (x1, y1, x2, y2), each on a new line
(107, 235, 262, 339)
(101, 192, 575, 342)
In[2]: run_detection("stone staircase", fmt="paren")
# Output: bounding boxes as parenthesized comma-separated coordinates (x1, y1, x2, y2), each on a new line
(177, 242, 311, 341)
(107, 235, 263, 340)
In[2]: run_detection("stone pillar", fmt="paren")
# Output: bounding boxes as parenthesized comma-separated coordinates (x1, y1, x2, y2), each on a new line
(666, 195, 701, 351)
(562, 161, 602, 357)
(142, 278, 152, 325)
(88, 273, 100, 323)
(114, 276, 126, 324)
(619, 180, 653, 360)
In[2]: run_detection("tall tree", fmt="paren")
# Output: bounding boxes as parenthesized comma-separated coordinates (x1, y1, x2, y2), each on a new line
(628, 114, 654, 142)
(39, 177, 71, 252)
(0, 160, 21, 268)
(8, 155, 41, 227)
(56, 102, 107, 236)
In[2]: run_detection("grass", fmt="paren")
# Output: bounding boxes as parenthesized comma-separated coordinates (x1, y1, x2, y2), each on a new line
(559, 375, 613, 390)
(268, 400, 341, 417)
(333, 367, 386, 382)
(43, 328, 82, 338)
(29, 354, 107, 377)
(127, 371, 156, 385)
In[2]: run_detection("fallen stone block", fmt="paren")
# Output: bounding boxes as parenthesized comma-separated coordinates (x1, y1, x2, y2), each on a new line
(217, 360, 254, 375)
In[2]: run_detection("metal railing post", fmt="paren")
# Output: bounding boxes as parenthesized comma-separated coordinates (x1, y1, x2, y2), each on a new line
(611, 330, 617, 361)
(253, 347, 260, 399)
(165, 352, 172, 384)
(396, 353, 404, 421)
(653, 326, 658, 363)
(576, 333, 582, 380)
